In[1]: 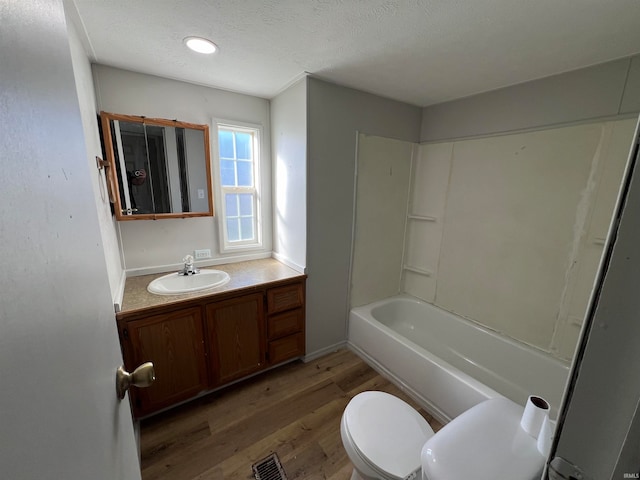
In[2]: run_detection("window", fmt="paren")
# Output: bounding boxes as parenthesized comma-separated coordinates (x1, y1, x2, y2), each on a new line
(214, 121, 263, 251)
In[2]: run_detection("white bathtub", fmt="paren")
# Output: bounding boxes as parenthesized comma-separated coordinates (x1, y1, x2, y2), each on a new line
(348, 295, 570, 423)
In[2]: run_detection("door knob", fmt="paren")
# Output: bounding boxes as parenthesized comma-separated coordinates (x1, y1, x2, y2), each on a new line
(116, 362, 155, 400)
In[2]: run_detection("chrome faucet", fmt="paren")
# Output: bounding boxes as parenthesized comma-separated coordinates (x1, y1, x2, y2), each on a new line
(179, 254, 200, 276)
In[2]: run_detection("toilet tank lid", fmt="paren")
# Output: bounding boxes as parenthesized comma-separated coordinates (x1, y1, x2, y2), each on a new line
(421, 397, 544, 480)
(344, 391, 434, 479)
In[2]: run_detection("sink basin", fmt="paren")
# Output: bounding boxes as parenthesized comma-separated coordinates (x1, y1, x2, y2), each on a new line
(147, 269, 230, 295)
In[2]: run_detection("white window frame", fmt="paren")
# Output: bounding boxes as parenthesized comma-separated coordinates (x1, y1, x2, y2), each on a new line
(212, 119, 264, 253)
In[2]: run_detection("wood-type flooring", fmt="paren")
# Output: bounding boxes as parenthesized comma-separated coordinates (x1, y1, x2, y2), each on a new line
(140, 348, 443, 480)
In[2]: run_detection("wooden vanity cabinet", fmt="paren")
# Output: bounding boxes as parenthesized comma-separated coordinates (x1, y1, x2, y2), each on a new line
(266, 282, 305, 365)
(206, 293, 266, 386)
(117, 277, 306, 418)
(118, 306, 209, 418)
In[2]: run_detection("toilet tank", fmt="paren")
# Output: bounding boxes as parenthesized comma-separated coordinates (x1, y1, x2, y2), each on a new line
(422, 398, 544, 480)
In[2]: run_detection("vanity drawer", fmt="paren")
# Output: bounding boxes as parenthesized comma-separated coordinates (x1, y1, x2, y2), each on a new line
(268, 308, 303, 340)
(267, 282, 304, 314)
(268, 332, 304, 365)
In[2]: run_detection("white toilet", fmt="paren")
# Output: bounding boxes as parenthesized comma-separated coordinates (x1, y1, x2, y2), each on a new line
(341, 391, 545, 480)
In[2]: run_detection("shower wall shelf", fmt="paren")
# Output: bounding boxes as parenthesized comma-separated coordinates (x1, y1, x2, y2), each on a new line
(407, 214, 438, 222)
(403, 265, 433, 277)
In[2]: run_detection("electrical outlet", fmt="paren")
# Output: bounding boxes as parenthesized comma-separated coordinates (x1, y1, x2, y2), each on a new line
(194, 249, 211, 259)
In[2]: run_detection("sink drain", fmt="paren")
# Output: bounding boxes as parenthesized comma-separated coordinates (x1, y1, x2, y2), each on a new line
(252, 452, 288, 480)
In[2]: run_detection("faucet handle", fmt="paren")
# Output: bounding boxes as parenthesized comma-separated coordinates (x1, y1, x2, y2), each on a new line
(182, 254, 194, 265)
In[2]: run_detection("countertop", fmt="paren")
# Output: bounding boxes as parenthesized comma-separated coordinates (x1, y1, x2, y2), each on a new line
(119, 258, 305, 314)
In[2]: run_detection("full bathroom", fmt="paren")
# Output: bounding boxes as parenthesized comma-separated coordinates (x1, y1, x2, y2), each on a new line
(94, 61, 639, 479)
(68, 10, 640, 480)
(4, 1, 640, 479)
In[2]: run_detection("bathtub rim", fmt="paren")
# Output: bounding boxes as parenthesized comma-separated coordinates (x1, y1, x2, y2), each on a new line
(351, 293, 571, 370)
(348, 300, 502, 424)
(348, 293, 570, 421)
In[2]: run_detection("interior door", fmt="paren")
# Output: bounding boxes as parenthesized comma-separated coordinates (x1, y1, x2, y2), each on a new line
(0, 1, 140, 479)
(547, 117, 640, 480)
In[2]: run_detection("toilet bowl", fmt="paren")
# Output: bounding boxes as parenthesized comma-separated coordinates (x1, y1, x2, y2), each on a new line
(341, 392, 545, 480)
(340, 391, 434, 480)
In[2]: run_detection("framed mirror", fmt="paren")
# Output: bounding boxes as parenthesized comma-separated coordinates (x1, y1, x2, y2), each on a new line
(100, 112, 214, 220)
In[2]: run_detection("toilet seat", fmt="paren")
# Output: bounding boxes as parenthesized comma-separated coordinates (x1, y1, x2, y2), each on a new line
(342, 391, 434, 480)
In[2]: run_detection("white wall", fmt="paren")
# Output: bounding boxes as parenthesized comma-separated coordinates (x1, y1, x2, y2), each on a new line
(553, 119, 637, 358)
(350, 134, 413, 307)
(552, 120, 640, 478)
(403, 142, 452, 300)
(66, 17, 125, 304)
(270, 78, 307, 272)
(402, 119, 636, 360)
(414, 58, 640, 363)
(93, 65, 272, 273)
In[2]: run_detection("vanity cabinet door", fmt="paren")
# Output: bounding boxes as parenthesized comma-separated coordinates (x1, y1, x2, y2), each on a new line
(206, 293, 266, 386)
(120, 307, 208, 418)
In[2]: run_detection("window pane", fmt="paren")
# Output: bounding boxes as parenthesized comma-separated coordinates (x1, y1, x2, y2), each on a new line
(236, 161, 253, 187)
(238, 194, 253, 216)
(221, 159, 236, 186)
(219, 130, 234, 158)
(235, 132, 252, 160)
(240, 217, 254, 241)
(217, 124, 261, 249)
(226, 218, 240, 242)
(225, 194, 239, 216)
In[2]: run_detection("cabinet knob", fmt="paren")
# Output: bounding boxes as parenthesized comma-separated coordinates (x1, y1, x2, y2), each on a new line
(116, 362, 155, 400)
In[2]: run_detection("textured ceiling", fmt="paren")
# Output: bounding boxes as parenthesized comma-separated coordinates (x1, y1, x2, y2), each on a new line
(69, 0, 640, 107)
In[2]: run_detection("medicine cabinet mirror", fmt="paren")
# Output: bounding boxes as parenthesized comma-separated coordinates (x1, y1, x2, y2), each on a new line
(100, 112, 214, 220)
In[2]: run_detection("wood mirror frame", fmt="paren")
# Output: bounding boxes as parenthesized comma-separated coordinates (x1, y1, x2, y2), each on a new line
(100, 111, 214, 221)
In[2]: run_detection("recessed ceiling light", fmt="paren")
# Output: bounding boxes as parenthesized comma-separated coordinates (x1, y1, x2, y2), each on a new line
(184, 36, 218, 54)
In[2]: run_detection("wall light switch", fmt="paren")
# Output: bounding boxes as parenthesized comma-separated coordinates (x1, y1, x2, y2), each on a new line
(194, 249, 211, 259)
(197, 189, 205, 199)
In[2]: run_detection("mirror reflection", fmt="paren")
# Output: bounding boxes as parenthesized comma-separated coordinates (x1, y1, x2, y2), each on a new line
(100, 112, 213, 220)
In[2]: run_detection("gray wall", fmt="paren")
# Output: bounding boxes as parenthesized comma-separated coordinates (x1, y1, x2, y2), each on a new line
(421, 55, 640, 142)
(306, 77, 421, 357)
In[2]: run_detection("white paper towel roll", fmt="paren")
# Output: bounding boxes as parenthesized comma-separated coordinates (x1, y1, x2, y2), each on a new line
(536, 415, 554, 457)
(520, 395, 549, 438)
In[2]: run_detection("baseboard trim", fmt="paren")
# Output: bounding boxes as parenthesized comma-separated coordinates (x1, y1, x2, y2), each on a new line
(303, 341, 348, 363)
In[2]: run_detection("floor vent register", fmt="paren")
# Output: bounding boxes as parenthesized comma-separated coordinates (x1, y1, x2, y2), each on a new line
(252, 452, 289, 480)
